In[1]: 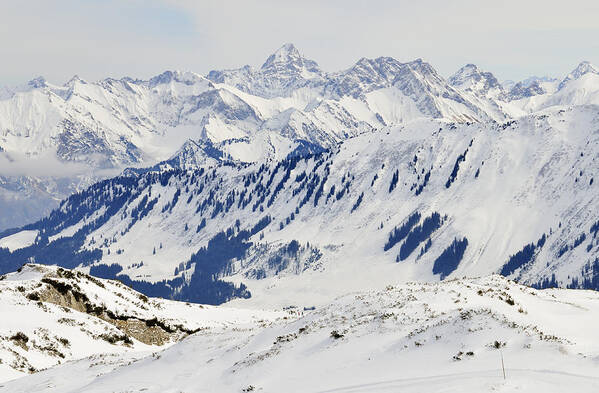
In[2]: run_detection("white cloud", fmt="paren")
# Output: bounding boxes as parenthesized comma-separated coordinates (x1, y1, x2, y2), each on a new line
(0, 149, 91, 177)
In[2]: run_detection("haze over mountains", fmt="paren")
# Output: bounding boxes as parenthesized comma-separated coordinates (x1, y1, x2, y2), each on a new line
(1, 43, 598, 230)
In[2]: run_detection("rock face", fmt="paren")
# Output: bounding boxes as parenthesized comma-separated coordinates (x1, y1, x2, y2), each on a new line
(35, 276, 179, 346)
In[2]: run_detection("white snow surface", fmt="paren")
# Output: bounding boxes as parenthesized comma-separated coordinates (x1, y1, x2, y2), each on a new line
(2, 275, 599, 392)
(0, 230, 38, 251)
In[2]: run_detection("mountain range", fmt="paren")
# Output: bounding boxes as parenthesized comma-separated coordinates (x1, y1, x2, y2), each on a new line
(1, 45, 599, 302)
(2, 44, 599, 230)
(1, 104, 598, 308)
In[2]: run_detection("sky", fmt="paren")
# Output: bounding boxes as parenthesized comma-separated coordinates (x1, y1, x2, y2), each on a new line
(2, 0, 599, 86)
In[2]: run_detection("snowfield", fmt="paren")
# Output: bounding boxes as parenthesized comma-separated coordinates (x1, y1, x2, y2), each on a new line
(2, 273, 599, 392)
(0, 230, 38, 251)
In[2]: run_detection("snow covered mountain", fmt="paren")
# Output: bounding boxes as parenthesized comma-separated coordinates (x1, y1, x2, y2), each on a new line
(0, 44, 509, 230)
(0, 263, 282, 382)
(3, 273, 599, 392)
(503, 76, 559, 101)
(448, 64, 505, 100)
(1, 105, 598, 307)
(558, 61, 599, 90)
(2, 44, 598, 231)
(505, 61, 599, 115)
(207, 43, 326, 98)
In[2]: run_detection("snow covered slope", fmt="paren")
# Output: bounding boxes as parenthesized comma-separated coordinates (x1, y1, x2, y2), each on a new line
(3, 275, 599, 392)
(2, 105, 599, 306)
(0, 230, 37, 251)
(0, 264, 282, 382)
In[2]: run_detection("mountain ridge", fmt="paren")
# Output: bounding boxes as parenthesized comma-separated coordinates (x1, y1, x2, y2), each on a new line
(1, 105, 598, 307)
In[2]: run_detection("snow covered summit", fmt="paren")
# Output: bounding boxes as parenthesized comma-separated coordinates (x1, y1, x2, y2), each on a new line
(448, 63, 504, 100)
(559, 61, 599, 90)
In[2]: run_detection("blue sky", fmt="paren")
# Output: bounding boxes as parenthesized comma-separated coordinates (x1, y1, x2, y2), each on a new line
(2, 0, 599, 85)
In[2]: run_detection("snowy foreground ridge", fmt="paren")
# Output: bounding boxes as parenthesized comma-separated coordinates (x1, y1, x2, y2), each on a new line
(2, 265, 599, 392)
(0, 264, 283, 384)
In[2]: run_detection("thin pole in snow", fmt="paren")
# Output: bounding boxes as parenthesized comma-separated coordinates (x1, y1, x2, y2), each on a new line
(500, 349, 506, 380)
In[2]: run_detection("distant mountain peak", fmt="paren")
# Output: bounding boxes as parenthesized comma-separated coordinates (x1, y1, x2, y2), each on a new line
(507, 80, 545, 101)
(64, 75, 86, 87)
(452, 64, 481, 78)
(559, 61, 599, 89)
(148, 70, 205, 87)
(408, 58, 426, 65)
(405, 58, 436, 75)
(571, 61, 599, 76)
(449, 64, 497, 85)
(448, 63, 502, 98)
(504, 75, 559, 101)
(27, 76, 47, 89)
(519, 75, 558, 88)
(261, 43, 322, 75)
(261, 43, 300, 68)
(207, 44, 324, 98)
(353, 56, 372, 67)
(348, 56, 401, 73)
